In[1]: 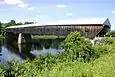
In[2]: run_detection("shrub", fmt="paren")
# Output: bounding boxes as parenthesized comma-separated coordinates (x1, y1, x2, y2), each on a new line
(102, 37, 115, 44)
(107, 31, 115, 37)
(61, 32, 94, 62)
(32, 53, 58, 71)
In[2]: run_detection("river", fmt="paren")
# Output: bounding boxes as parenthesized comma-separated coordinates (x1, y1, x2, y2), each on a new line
(0, 38, 64, 64)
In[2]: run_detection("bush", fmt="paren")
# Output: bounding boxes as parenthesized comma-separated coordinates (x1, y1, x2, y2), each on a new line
(102, 37, 115, 44)
(107, 31, 115, 37)
(32, 53, 58, 71)
(61, 32, 94, 62)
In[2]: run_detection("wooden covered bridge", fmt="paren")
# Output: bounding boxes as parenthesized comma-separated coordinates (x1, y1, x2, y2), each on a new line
(4, 18, 111, 44)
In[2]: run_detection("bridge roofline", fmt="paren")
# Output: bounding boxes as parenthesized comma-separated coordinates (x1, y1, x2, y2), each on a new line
(6, 17, 111, 29)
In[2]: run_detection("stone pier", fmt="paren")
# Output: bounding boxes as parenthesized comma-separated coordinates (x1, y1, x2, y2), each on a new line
(5, 32, 32, 44)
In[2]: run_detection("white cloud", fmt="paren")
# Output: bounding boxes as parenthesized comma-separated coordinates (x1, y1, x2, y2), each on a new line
(1, 0, 36, 12)
(28, 7, 35, 10)
(66, 12, 72, 16)
(18, 3, 28, 8)
(2, 0, 29, 8)
(56, 4, 67, 8)
(4, 0, 22, 5)
(112, 10, 115, 13)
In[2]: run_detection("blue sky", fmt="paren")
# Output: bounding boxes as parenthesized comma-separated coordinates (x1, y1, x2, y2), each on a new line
(0, 0, 115, 29)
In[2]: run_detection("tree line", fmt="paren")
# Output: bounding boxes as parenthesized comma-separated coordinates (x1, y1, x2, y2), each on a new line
(0, 20, 34, 35)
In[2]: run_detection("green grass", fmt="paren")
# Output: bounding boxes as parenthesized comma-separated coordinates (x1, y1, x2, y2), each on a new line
(32, 35, 65, 39)
(37, 52, 115, 77)
(91, 53, 115, 77)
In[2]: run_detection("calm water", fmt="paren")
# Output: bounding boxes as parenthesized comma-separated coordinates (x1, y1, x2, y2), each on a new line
(0, 38, 64, 64)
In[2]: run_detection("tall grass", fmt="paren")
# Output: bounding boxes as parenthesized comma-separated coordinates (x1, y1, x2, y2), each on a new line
(0, 32, 115, 77)
(38, 52, 115, 77)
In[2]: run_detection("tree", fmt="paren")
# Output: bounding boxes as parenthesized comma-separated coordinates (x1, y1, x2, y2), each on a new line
(3, 20, 17, 28)
(0, 22, 2, 34)
(10, 20, 16, 26)
(16, 22, 23, 25)
(24, 22, 34, 24)
(4, 22, 11, 28)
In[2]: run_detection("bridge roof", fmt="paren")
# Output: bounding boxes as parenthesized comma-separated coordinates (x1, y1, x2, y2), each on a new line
(6, 18, 111, 29)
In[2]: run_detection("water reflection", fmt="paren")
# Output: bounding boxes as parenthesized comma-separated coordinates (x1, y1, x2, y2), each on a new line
(31, 39, 63, 55)
(0, 38, 64, 63)
(6, 44, 35, 60)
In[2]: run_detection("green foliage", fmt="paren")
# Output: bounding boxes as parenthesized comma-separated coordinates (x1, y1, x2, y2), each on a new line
(2, 20, 34, 28)
(0, 22, 4, 39)
(16, 22, 23, 25)
(1, 32, 115, 77)
(92, 44, 110, 59)
(102, 37, 115, 44)
(24, 22, 34, 24)
(10, 20, 16, 26)
(0, 20, 35, 38)
(61, 32, 94, 62)
(91, 37, 115, 60)
(32, 53, 58, 71)
(107, 30, 115, 36)
(0, 22, 2, 34)
(32, 35, 58, 39)
(4, 20, 17, 28)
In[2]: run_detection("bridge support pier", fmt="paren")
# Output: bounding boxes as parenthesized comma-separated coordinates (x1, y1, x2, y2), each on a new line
(18, 33, 32, 44)
(18, 33, 22, 44)
(5, 32, 32, 44)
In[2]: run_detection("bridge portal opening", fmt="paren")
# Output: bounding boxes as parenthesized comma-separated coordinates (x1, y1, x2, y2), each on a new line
(96, 25, 110, 37)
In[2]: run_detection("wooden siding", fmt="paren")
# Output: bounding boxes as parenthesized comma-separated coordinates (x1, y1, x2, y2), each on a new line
(5, 24, 108, 39)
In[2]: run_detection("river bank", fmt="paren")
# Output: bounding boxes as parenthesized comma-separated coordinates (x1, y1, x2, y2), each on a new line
(0, 35, 3, 41)
(32, 35, 65, 39)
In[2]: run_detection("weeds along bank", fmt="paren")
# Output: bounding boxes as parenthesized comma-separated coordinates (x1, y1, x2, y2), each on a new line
(0, 32, 115, 77)
(0, 35, 3, 41)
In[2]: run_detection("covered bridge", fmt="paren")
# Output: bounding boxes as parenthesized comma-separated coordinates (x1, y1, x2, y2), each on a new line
(4, 18, 111, 43)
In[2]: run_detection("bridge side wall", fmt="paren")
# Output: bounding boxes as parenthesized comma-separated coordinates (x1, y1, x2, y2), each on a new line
(5, 24, 109, 39)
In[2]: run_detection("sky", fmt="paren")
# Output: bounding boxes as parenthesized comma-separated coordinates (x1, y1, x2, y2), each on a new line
(0, 0, 115, 29)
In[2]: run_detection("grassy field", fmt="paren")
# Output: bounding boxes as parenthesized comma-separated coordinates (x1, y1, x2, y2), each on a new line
(32, 35, 65, 39)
